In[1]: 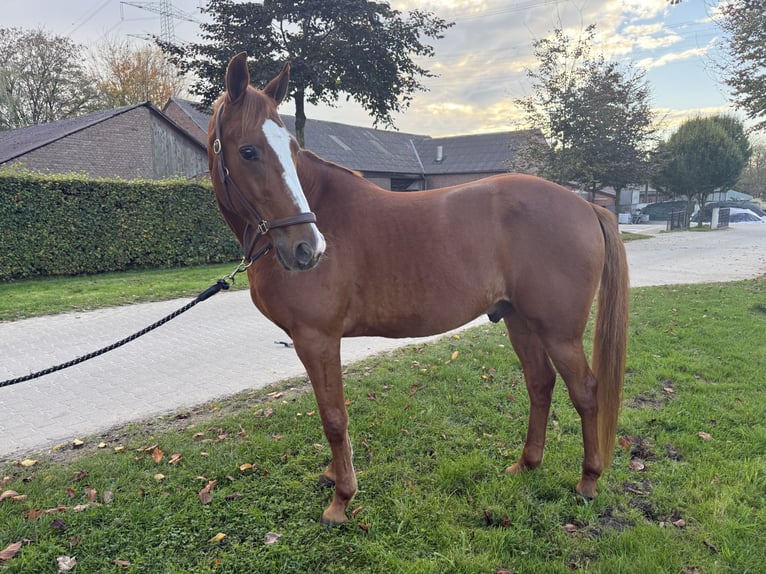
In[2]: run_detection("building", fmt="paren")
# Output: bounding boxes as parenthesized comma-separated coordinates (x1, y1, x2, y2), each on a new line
(0, 102, 207, 180)
(164, 98, 537, 191)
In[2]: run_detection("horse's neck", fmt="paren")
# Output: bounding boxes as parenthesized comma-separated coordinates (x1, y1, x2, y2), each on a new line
(298, 150, 382, 205)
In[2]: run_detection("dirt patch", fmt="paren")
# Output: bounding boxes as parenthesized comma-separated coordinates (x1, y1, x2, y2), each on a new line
(1, 377, 312, 469)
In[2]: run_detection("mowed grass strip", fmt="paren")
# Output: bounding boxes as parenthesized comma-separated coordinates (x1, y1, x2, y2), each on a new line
(0, 262, 249, 322)
(1, 279, 764, 573)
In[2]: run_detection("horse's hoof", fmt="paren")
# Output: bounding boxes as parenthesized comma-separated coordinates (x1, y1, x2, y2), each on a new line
(575, 480, 598, 499)
(320, 509, 348, 527)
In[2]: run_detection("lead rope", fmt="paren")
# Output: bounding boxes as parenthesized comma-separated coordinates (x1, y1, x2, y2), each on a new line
(0, 259, 254, 389)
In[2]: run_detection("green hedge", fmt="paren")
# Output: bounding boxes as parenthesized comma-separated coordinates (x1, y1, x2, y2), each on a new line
(0, 172, 241, 280)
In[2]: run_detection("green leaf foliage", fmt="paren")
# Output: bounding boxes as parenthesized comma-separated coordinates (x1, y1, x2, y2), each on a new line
(652, 115, 750, 221)
(158, 0, 452, 145)
(0, 171, 241, 280)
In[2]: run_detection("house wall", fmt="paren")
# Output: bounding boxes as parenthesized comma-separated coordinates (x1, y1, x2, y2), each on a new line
(148, 113, 208, 179)
(7, 107, 207, 180)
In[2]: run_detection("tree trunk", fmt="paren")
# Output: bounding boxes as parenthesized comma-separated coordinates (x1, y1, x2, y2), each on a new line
(294, 90, 306, 148)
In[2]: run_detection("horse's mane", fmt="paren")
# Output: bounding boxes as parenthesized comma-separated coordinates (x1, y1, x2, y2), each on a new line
(299, 148, 364, 179)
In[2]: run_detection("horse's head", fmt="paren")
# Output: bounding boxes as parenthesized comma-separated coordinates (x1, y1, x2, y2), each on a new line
(208, 52, 325, 271)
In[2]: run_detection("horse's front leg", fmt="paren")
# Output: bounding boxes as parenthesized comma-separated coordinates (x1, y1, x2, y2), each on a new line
(292, 329, 356, 526)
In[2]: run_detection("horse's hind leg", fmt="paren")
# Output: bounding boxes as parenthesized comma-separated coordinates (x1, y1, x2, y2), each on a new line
(544, 338, 601, 498)
(292, 329, 356, 526)
(503, 314, 557, 474)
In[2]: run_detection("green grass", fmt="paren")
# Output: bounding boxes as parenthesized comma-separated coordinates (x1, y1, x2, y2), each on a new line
(0, 263, 250, 322)
(1, 279, 765, 573)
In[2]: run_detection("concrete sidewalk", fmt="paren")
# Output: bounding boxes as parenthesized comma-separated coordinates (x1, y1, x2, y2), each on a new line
(2, 224, 765, 459)
(0, 289, 484, 459)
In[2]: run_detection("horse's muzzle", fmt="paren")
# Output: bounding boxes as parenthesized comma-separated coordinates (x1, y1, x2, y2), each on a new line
(274, 229, 326, 271)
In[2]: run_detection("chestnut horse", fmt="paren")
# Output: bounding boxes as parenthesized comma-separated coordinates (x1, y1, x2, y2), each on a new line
(208, 52, 629, 526)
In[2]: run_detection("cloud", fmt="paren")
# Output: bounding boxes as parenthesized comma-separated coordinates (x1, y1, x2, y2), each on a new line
(637, 42, 713, 70)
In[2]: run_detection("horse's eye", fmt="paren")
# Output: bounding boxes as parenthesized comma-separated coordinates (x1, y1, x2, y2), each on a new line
(239, 145, 259, 161)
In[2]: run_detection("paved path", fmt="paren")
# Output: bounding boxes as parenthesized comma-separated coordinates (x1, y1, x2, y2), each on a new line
(2, 224, 765, 459)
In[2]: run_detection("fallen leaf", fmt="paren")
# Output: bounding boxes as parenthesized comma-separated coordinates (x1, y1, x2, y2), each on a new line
(563, 523, 579, 533)
(451, 351, 459, 360)
(72, 504, 91, 512)
(618, 436, 633, 449)
(697, 431, 714, 441)
(192, 432, 205, 440)
(238, 463, 254, 471)
(152, 447, 164, 464)
(103, 491, 115, 504)
(51, 518, 68, 531)
(0, 490, 20, 502)
(358, 523, 370, 533)
(0, 541, 23, 562)
(153, 473, 165, 481)
(0, 477, 9, 488)
(19, 459, 37, 468)
(199, 480, 217, 505)
(114, 446, 126, 453)
(85, 486, 98, 503)
(629, 457, 646, 471)
(72, 439, 85, 448)
(264, 531, 282, 545)
(351, 505, 365, 517)
(114, 560, 132, 567)
(225, 492, 243, 501)
(24, 509, 45, 520)
(673, 518, 686, 528)
(73, 470, 89, 481)
(57, 555, 77, 573)
(168, 453, 182, 465)
(209, 532, 226, 544)
(97, 442, 107, 449)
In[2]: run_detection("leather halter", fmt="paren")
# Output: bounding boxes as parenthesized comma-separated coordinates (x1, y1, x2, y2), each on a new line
(212, 101, 317, 262)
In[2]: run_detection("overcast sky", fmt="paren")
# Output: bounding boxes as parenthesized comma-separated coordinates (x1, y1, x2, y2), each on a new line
(2, 0, 740, 138)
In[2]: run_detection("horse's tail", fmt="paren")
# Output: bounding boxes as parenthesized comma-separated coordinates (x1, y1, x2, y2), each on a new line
(591, 205, 630, 469)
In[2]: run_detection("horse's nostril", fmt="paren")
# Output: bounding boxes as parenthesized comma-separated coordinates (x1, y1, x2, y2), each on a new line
(294, 241, 315, 267)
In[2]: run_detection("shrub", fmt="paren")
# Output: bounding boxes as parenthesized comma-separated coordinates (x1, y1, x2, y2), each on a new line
(0, 171, 241, 280)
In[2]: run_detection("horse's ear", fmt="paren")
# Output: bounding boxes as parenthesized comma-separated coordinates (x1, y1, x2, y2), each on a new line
(263, 62, 290, 106)
(226, 52, 250, 104)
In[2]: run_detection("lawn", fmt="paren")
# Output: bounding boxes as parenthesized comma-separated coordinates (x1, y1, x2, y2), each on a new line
(0, 262, 250, 322)
(1, 279, 764, 573)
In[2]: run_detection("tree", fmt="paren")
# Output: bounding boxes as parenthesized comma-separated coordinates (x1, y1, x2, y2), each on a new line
(159, 0, 452, 146)
(0, 28, 96, 129)
(718, 0, 766, 131)
(89, 38, 186, 109)
(653, 115, 750, 225)
(513, 25, 657, 212)
(736, 142, 766, 199)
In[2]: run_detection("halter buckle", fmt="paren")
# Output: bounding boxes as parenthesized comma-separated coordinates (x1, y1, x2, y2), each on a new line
(257, 220, 270, 235)
(213, 138, 222, 154)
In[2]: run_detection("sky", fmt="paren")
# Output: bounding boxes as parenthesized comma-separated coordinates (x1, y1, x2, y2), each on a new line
(2, 0, 742, 138)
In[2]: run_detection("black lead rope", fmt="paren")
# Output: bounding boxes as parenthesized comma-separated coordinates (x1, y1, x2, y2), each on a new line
(0, 259, 257, 389)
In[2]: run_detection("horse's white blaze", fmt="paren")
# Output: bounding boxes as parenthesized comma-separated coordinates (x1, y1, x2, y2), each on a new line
(262, 118, 325, 252)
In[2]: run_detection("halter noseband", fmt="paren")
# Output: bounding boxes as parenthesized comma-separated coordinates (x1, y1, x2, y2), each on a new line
(213, 101, 317, 263)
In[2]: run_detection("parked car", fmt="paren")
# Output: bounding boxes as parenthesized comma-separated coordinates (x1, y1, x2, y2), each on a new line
(727, 207, 766, 224)
(640, 200, 688, 221)
(691, 201, 766, 223)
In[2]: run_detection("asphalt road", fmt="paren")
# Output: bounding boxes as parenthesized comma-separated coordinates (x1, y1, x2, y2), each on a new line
(1, 223, 764, 459)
